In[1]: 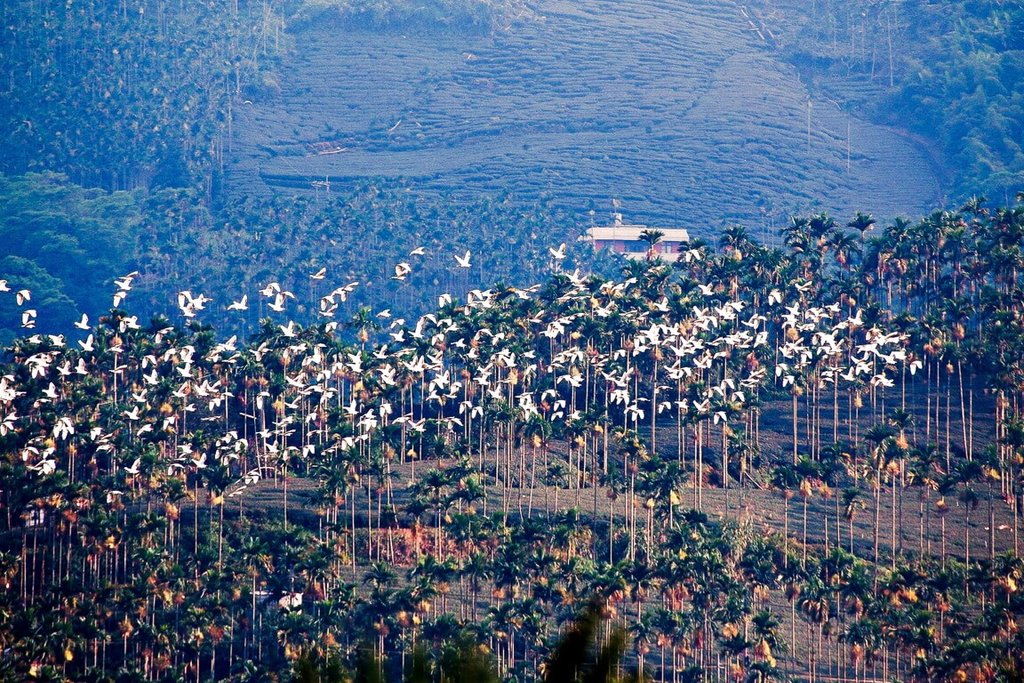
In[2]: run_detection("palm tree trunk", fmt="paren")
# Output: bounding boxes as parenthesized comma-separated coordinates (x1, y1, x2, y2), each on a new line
(873, 478, 881, 590)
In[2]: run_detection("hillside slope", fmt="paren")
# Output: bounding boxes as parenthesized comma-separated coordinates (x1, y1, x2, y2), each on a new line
(228, 0, 944, 233)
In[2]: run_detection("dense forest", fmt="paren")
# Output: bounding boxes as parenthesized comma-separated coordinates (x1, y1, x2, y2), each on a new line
(884, 2, 1024, 202)
(2, 198, 1024, 681)
(1, 0, 1023, 681)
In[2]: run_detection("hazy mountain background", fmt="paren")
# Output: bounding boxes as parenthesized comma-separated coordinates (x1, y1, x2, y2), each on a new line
(0, 0, 1021, 339)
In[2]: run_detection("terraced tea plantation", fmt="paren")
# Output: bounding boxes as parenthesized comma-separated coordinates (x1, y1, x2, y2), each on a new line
(229, 0, 943, 233)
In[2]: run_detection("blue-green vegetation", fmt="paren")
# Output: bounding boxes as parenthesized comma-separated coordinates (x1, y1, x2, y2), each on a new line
(0, 173, 140, 342)
(1, 200, 1024, 681)
(881, 3, 1024, 201)
(757, 0, 1024, 203)
(0, 2, 1022, 678)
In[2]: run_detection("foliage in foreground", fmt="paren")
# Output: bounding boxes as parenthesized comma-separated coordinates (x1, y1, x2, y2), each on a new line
(293, 599, 640, 682)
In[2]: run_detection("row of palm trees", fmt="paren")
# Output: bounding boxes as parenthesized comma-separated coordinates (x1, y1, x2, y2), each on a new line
(1, 196, 1024, 681)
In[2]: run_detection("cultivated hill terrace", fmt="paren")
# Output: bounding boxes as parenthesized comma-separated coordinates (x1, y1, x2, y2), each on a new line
(229, 0, 942, 230)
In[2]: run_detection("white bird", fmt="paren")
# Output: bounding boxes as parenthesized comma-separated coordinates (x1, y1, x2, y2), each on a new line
(177, 290, 210, 317)
(549, 243, 567, 260)
(21, 309, 36, 328)
(393, 262, 412, 280)
(310, 267, 327, 280)
(191, 293, 212, 310)
(34, 459, 57, 476)
(114, 272, 138, 291)
(683, 248, 704, 263)
(331, 282, 359, 302)
(227, 295, 248, 311)
(118, 316, 140, 332)
(454, 250, 472, 268)
(16, 289, 31, 306)
(74, 313, 90, 330)
(278, 592, 303, 610)
(870, 373, 895, 388)
(0, 280, 8, 292)
(268, 295, 287, 313)
(410, 246, 427, 256)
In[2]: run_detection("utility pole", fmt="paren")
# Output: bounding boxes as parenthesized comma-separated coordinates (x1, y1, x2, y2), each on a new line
(847, 117, 851, 174)
(886, 4, 896, 88)
(806, 98, 812, 153)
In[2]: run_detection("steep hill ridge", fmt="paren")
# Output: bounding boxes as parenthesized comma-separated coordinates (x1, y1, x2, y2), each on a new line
(229, 0, 944, 233)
